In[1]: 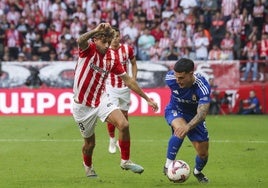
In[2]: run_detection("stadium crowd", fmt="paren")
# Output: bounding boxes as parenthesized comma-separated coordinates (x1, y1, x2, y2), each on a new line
(0, 0, 268, 80)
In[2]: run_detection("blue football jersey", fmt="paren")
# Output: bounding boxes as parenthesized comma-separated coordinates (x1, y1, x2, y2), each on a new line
(165, 70, 211, 116)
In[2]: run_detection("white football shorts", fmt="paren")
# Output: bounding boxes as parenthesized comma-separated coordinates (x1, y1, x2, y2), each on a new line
(72, 93, 119, 138)
(106, 85, 131, 111)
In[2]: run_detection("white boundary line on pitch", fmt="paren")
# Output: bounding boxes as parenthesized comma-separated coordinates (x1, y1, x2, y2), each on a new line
(0, 139, 267, 144)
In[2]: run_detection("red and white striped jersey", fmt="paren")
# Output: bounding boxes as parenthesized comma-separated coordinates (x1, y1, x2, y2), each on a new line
(73, 42, 126, 107)
(106, 44, 134, 88)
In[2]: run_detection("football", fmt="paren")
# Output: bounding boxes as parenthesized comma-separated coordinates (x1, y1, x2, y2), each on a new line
(167, 160, 191, 183)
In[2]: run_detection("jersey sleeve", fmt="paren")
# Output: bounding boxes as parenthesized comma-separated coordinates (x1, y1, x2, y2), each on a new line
(128, 45, 135, 60)
(78, 42, 95, 58)
(111, 58, 126, 76)
(197, 78, 211, 105)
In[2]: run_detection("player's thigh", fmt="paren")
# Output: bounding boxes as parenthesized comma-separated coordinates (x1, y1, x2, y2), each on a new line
(165, 109, 187, 129)
(171, 118, 187, 130)
(106, 109, 128, 131)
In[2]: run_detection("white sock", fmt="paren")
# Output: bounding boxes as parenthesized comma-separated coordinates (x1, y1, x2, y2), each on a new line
(165, 159, 173, 168)
(194, 168, 200, 174)
(110, 137, 116, 143)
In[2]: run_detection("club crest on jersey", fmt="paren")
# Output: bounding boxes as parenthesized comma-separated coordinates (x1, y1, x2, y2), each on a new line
(192, 94, 197, 101)
(107, 102, 113, 107)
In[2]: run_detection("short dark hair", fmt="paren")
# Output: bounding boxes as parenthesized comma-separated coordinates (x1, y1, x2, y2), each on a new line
(173, 58, 194, 73)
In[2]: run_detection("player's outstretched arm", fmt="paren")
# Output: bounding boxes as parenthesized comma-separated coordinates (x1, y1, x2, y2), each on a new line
(120, 73, 159, 112)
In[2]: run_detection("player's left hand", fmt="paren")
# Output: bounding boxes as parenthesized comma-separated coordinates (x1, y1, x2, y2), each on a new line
(147, 99, 159, 112)
(174, 125, 190, 138)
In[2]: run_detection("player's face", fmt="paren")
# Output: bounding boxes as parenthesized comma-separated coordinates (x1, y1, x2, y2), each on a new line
(95, 37, 112, 55)
(111, 31, 120, 47)
(174, 71, 194, 88)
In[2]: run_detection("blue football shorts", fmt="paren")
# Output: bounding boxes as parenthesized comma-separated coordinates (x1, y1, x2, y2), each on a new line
(165, 108, 209, 142)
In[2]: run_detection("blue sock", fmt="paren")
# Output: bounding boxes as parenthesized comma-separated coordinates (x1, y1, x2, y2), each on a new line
(166, 135, 183, 160)
(195, 155, 208, 172)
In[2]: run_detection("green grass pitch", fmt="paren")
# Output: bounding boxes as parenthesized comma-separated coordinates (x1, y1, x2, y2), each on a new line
(0, 115, 267, 188)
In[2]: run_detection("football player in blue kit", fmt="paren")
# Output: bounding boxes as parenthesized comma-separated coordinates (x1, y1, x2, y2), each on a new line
(163, 58, 210, 183)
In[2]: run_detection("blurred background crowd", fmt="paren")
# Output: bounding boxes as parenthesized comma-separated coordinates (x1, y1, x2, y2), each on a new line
(0, 0, 268, 82)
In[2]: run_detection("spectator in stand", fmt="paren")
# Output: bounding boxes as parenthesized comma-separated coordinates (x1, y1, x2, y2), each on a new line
(241, 34, 259, 82)
(175, 29, 193, 51)
(221, 0, 239, 23)
(201, 0, 218, 29)
(17, 52, 26, 62)
(160, 17, 171, 32)
(133, 5, 146, 24)
(4, 22, 23, 61)
(220, 31, 234, 60)
(147, 5, 162, 28)
(122, 20, 139, 44)
(240, 8, 253, 48)
(137, 28, 155, 61)
(6, 5, 20, 25)
(226, 10, 243, 59)
(72, 5, 87, 22)
(258, 32, 268, 82)
(118, 12, 131, 34)
(168, 14, 179, 31)
(51, 3, 68, 22)
(252, 0, 265, 40)
(37, 0, 51, 19)
(208, 44, 222, 60)
(238, 90, 262, 114)
(210, 11, 226, 47)
(45, 24, 61, 50)
(185, 9, 197, 36)
(173, 6, 186, 24)
(180, 0, 198, 15)
(38, 36, 56, 61)
(88, 10, 101, 25)
(194, 27, 210, 60)
(240, 0, 255, 16)
(49, 50, 58, 61)
(56, 36, 69, 61)
(16, 17, 28, 37)
(163, 40, 180, 61)
(150, 23, 164, 42)
(36, 15, 48, 36)
(70, 16, 84, 40)
(149, 41, 163, 61)
(159, 30, 172, 51)
(31, 33, 42, 61)
(170, 21, 184, 43)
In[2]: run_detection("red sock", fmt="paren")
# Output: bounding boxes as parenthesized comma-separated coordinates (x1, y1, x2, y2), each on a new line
(83, 154, 92, 167)
(118, 140, 130, 160)
(107, 123, 115, 138)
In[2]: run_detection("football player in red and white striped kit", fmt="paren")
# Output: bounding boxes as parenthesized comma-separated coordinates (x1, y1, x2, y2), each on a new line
(105, 27, 138, 154)
(72, 23, 158, 177)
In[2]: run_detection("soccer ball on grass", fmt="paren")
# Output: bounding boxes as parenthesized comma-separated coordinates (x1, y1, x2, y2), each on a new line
(167, 160, 190, 183)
